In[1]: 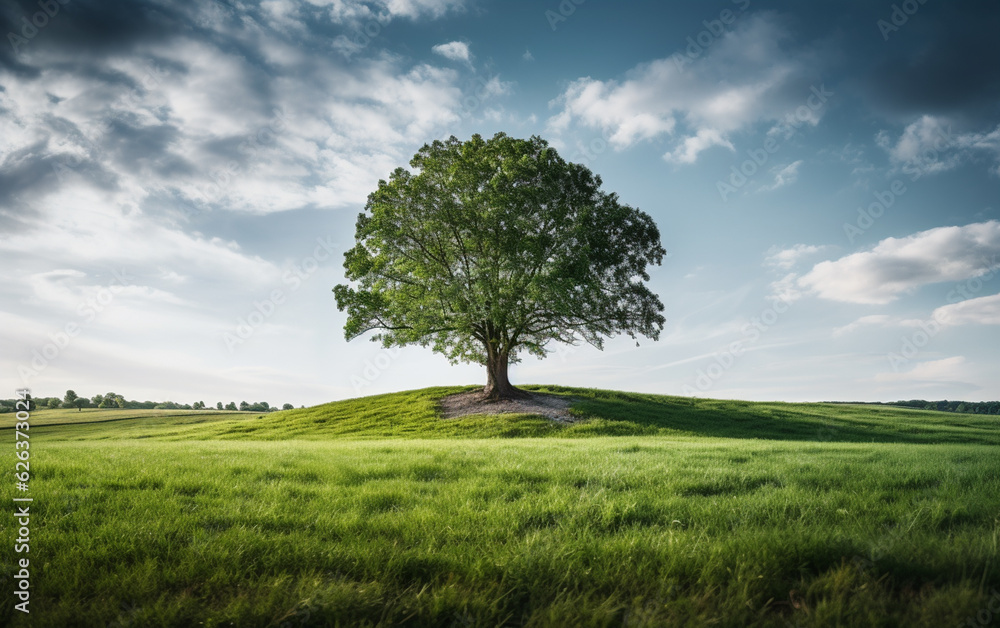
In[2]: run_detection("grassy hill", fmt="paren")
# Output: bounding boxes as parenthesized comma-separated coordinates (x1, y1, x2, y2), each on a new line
(30, 385, 1000, 443)
(5, 387, 1000, 627)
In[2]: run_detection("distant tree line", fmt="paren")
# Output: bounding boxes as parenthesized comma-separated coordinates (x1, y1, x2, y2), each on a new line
(827, 400, 1000, 414)
(0, 391, 297, 413)
(888, 399, 1000, 414)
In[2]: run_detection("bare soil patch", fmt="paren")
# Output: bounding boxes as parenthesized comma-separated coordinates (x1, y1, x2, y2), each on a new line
(439, 389, 578, 423)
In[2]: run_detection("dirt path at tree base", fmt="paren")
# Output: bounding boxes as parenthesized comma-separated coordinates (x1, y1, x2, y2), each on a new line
(439, 390, 578, 423)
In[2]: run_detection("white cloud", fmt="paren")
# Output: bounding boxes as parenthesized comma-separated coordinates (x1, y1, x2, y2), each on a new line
(765, 243, 823, 270)
(548, 14, 826, 164)
(432, 41, 471, 63)
(663, 128, 734, 164)
(383, 0, 466, 19)
(768, 272, 802, 303)
(933, 293, 1000, 326)
(798, 221, 1000, 304)
(522, 49, 534, 62)
(877, 115, 1000, 176)
(318, 0, 466, 24)
(761, 160, 802, 191)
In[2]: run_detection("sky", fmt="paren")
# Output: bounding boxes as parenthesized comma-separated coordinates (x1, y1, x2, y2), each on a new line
(2, 0, 1000, 407)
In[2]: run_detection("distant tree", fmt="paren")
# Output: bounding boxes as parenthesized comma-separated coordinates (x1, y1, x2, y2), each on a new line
(282, 403, 294, 410)
(239, 401, 249, 411)
(216, 402, 223, 410)
(225, 402, 237, 411)
(63, 389, 86, 411)
(193, 401, 205, 410)
(99, 392, 117, 408)
(47, 398, 61, 409)
(956, 403, 968, 413)
(91, 394, 104, 406)
(334, 133, 666, 400)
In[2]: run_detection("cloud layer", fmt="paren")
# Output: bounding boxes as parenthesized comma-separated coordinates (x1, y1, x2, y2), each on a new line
(548, 14, 827, 164)
(798, 221, 1000, 304)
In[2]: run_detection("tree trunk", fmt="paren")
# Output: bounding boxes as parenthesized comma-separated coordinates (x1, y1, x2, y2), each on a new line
(483, 348, 525, 400)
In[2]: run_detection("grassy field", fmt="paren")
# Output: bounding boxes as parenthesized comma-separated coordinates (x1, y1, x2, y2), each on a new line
(2, 387, 999, 626)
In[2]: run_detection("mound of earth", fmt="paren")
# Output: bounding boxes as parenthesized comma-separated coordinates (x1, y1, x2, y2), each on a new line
(439, 390, 578, 423)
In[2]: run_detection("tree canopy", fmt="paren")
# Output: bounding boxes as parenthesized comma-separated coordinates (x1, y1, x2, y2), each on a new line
(334, 133, 666, 399)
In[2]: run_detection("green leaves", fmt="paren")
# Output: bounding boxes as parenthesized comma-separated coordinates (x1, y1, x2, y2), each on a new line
(334, 132, 666, 366)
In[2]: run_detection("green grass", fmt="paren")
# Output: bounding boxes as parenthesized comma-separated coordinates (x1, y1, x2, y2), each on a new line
(2, 386, 999, 627)
(3, 406, 252, 427)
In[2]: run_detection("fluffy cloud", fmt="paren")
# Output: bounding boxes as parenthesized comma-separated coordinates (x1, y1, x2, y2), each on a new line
(315, 0, 466, 24)
(548, 13, 827, 164)
(432, 41, 471, 63)
(797, 221, 1000, 304)
(876, 115, 1000, 176)
(663, 128, 733, 165)
(0, 0, 497, 399)
(933, 293, 1000, 326)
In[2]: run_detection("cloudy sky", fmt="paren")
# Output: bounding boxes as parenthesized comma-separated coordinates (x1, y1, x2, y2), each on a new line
(3, 0, 1000, 406)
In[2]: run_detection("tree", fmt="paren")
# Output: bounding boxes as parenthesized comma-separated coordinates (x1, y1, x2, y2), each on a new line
(225, 402, 237, 411)
(47, 398, 61, 409)
(99, 391, 123, 408)
(63, 389, 84, 411)
(239, 401, 249, 411)
(334, 133, 666, 400)
(193, 401, 205, 410)
(282, 403, 294, 410)
(216, 402, 224, 410)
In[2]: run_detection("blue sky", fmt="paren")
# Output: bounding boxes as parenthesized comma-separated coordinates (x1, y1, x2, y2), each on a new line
(2, 0, 1000, 406)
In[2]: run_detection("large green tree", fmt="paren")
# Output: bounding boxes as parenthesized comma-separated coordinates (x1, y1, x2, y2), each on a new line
(63, 389, 83, 411)
(334, 133, 666, 400)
